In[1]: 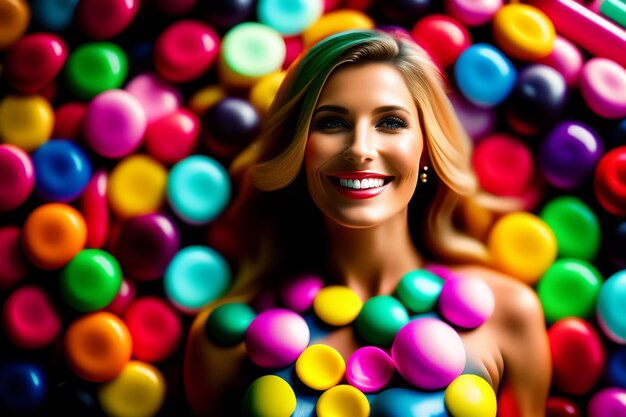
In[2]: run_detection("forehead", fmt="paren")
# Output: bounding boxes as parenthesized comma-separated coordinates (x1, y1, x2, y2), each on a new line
(316, 62, 416, 110)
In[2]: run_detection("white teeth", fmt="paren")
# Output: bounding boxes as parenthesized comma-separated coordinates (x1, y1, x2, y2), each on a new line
(338, 178, 386, 190)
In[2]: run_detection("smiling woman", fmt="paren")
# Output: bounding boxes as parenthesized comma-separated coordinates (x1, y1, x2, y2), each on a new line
(184, 30, 551, 417)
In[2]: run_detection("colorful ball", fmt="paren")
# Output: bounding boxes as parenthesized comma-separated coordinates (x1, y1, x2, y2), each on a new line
(444, 374, 497, 417)
(296, 344, 345, 391)
(279, 273, 324, 313)
(394, 269, 443, 314)
(355, 295, 409, 346)
(346, 346, 395, 393)
(125, 72, 181, 123)
(0, 94, 53, 151)
(316, 385, 370, 417)
(370, 388, 446, 417)
(313, 286, 363, 326)
(597, 269, 626, 343)
(257, 0, 323, 36)
(0, 361, 47, 414)
(205, 302, 256, 346)
(242, 375, 296, 417)
(587, 387, 626, 417)
(594, 146, 626, 216)
(0, 144, 34, 212)
(439, 276, 494, 329)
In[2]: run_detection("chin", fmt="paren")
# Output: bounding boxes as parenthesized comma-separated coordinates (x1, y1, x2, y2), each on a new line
(323, 206, 392, 229)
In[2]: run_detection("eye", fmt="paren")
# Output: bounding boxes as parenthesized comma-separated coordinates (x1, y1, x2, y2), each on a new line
(314, 116, 349, 131)
(377, 116, 408, 130)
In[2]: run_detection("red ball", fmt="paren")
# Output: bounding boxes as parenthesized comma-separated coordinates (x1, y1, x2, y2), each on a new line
(546, 397, 581, 417)
(3, 33, 68, 93)
(411, 14, 471, 68)
(124, 297, 183, 362)
(75, 0, 139, 40)
(145, 108, 200, 164)
(594, 146, 626, 216)
(53, 102, 87, 140)
(0, 226, 30, 291)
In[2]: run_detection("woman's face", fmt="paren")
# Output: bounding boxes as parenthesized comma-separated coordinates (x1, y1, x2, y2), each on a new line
(305, 62, 424, 228)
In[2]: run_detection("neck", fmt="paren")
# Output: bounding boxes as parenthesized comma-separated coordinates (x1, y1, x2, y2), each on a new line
(323, 208, 424, 300)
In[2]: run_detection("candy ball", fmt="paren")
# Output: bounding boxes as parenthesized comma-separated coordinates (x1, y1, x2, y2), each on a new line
(587, 387, 626, 417)
(594, 146, 626, 216)
(0, 94, 53, 151)
(144, 108, 200, 164)
(439, 276, 494, 329)
(0, 0, 30, 50)
(316, 385, 370, 417)
(0, 361, 47, 414)
(346, 346, 395, 393)
(606, 347, 626, 389)
(370, 388, 446, 417)
(579, 57, 626, 119)
(296, 344, 345, 391)
(30, 0, 78, 31)
(125, 72, 181, 123)
(74, 0, 139, 40)
(597, 269, 626, 343)
(546, 397, 581, 417)
(391, 318, 465, 389)
(106, 277, 136, 316)
(411, 14, 471, 69)
(204, 97, 261, 158)
(395, 269, 443, 314)
(245, 308, 310, 368)
(257, 0, 323, 36)
(537, 35, 583, 87)
(279, 273, 324, 313)
(205, 302, 256, 346)
(242, 375, 296, 417)
(0, 144, 34, 212)
(355, 295, 409, 346)
(444, 374, 497, 417)
(444, 0, 502, 27)
(80, 170, 109, 249)
(313, 286, 363, 326)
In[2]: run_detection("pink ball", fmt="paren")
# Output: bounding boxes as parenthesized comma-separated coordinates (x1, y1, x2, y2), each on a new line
(391, 318, 465, 389)
(125, 73, 181, 123)
(346, 346, 395, 393)
(445, 0, 503, 27)
(580, 57, 626, 119)
(588, 387, 626, 417)
(439, 276, 495, 328)
(537, 35, 583, 87)
(245, 308, 310, 368)
(279, 273, 324, 313)
(83, 89, 147, 158)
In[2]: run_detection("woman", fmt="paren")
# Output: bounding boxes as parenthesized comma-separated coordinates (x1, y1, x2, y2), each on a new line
(184, 29, 551, 417)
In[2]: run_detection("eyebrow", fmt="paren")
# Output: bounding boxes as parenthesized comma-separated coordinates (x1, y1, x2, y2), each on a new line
(313, 105, 412, 116)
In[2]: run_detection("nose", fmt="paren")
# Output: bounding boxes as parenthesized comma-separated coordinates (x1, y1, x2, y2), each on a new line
(343, 121, 376, 164)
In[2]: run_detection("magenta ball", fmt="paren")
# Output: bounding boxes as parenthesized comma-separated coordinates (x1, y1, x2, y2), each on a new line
(588, 387, 626, 417)
(279, 273, 324, 313)
(439, 276, 495, 328)
(391, 318, 465, 389)
(245, 308, 310, 368)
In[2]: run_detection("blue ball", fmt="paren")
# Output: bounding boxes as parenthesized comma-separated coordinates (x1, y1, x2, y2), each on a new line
(32, 139, 92, 202)
(597, 269, 626, 343)
(258, 0, 323, 36)
(0, 361, 47, 414)
(30, 0, 79, 31)
(370, 388, 448, 417)
(454, 43, 517, 108)
(167, 155, 231, 225)
(606, 347, 626, 389)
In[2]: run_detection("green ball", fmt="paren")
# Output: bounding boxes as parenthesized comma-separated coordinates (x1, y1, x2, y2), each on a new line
(395, 269, 444, 313)
(65, 42, 128, 100)
(537, 259, 603, 323)
(540, 196, 601, 261)
(60, 249, 123, 312)
(205, 302, 256, 346)
(355, 295, 409, 346)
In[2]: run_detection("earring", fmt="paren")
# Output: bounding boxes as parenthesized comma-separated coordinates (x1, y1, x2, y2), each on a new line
(420, 166, 429, 183)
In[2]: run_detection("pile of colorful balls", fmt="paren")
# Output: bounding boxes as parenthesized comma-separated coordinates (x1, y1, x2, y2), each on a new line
(0, 0, 625, 416)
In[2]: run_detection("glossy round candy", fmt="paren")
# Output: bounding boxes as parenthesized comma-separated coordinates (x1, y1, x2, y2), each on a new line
(145, 108, 200, 164)
(537, 35, 583, 87)
(106, 278, 136, 316)
(60, 249, 123, 312)
(0, 0, 30, 50)
(3, 33, 67, 93)
(488, 212, 557, 284)
(302, 9, 374, 48)
(64, 42, 128, 100)
(597, 269, 626, 343)
(164, 245, 231, 313)
(391, 318, 465, 389)
(242, 375, 296, 417)
(537, 259, 603, 323)
(0, 361, 46, 414)
(444, 374, 497, 417)
(205, 302, 256, 346)
(98, 361, 166, 417)
(188, 85, 226, 116)
(80, 170, 109, 249)
(492, 3, 555, 61)
(30, 0, 78, 31)
(53, 102, 87, 140)
(0, 145, 34, 212)
(83, 89, 147, 159)
(580, 57, 626, 119)
(472, 133, 534, 196)
(2, 285, 62, 349)
(594, 146, 626, 216)
(204, 97, 261, 158)
(204, 0, 255, 30)
(346, 346, 395, 393)
(113, 213, 180, 281)
(370, 388, 446, 417)
(439, 276, 494, 329)
(355, 295, 409, 346)
(167, 155, 231, 225)
(606, 347, 626, 389)
(32, 139, 92, 202)
(125, 72, 181, 123)
(250, 71, 287, 116)
(317, 385, 369, 417)
(154, 20, 219, 83)
(444, 0, 502, 27)
(220, 22, 286, 87)
(394, 269, 442, 314)
(411, 14, 471, 69)
(0, 94, 53, 151)
(65, 311, 132, 382)
(546, 397, 581, 417)
(124, 297, 182, 362)
(539, 196, 601, 261)
(75, 0, 138, 39)
(279, 273, 324, 313)
(313, 286, 363, 326)
(245, 308, 310, 368)
(588, 387, 626, 417)
(548, 317, 605, 395)
(258, 0, 323, 35)
(108, 154, 168, 219)
(22, 203, 87, 270)
(296, 344, 345, 391)
(448, 93, 496, 141)
(454, 43, 516, 108)
(0, 226, 29, 290)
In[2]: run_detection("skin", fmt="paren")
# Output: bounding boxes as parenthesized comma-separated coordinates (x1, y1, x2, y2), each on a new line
(184, 63, 551, 417)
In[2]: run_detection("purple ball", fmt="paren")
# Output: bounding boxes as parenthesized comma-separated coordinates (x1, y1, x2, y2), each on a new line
(539, 121, 604, 189)
(391, 318, 465, 389)
(245, 308, 310, 368)
(588, 387, 626, 417)
(205, 97, 261, 156)
(113, 213, 181, 281)
(449, 93, 496, 142)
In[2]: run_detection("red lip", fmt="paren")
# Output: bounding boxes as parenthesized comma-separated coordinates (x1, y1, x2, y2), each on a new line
(328, 171, 394, 180)
(327, 171, 394, 200)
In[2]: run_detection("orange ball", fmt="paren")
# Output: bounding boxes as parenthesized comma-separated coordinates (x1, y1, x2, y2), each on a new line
(65, 311, 132, 382)
(22, 203, 87, 270)
(0, 0, 30, 50)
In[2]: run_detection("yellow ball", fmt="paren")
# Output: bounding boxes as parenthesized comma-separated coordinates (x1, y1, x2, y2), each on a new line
(98, 361, 166, 417)
(188, 85, 226, 116)
(488, 211, 557, 284)
(250, 71, 287, 116)
(313, 286, 363, 326)
(0, 94, 53, 151)
(303, 10, 374, 49)
(243, 375, 296, 417)
(296, 344, 345, 391)
(444, 374, 497, 417)
(108, 154, 168, 219)
(316, 385, 369, 417)
(492, 3, 555, 61)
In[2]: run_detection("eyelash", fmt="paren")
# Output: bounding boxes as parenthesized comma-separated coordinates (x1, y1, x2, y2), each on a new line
(314, 116, 409, 131)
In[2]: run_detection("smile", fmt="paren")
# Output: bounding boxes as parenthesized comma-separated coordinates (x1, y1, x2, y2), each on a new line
(327, 172, 394, 199)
